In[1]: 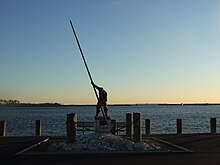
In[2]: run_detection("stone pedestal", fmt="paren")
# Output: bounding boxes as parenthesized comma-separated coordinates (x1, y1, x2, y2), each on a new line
(94, 116, 111, 133)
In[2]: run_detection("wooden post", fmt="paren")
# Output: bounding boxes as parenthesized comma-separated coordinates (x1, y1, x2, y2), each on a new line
(0, 120, 6, 137)
(177, 118, 182, 134)
(126, 113, 132, 139)
(35, 120, 42, 136)
(210, 118, 216, 133)
(133, 113, 142, 142)
(145, 119, 151, 135)
(82, 121, 85, 135)
(110, 119, 117, 135)
(66, 113, 77, 143)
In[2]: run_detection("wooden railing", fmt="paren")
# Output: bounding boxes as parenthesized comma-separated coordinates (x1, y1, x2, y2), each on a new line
(77, 121, 126, 135)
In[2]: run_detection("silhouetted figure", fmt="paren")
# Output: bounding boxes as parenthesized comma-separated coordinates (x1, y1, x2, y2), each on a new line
(91, 81, 108, 119)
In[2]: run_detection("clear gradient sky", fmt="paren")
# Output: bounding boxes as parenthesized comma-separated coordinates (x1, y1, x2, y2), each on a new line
(1, 0, 220, 104)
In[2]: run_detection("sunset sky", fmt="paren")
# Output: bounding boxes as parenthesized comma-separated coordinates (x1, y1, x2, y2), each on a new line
(1, 0, 220, 104)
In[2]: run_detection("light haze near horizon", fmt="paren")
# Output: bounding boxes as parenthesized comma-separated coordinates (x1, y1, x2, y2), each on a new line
(1, 0, 220, 104)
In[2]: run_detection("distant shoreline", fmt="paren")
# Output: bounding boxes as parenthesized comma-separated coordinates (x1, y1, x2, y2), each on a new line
(1, 103, 220, 107)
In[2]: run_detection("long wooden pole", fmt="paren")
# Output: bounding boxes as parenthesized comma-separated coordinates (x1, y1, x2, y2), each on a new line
(69, 20, 106, 119)
(69, 20, 98, 98)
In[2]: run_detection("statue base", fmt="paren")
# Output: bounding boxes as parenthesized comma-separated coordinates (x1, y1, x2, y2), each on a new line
(94, 116, 111, 133)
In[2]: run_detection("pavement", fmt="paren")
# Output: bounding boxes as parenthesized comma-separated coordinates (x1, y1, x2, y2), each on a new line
(1, 133, 220, 165)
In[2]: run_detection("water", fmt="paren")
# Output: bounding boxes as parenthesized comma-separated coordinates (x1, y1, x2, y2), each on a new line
(0, 105, 220, 136)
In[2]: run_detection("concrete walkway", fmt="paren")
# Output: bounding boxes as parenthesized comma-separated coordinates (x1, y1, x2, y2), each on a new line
(1, 134, 220, 165)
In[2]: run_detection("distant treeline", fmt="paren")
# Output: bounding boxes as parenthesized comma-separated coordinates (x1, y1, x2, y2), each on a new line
(0, 99, 61, 107)
(0, 99, 20, 105)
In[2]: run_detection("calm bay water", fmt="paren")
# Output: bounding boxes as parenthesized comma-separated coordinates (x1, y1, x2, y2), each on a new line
(0, 105, 220, 136)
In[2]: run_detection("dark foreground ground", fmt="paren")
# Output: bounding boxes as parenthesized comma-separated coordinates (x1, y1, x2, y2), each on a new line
(1, 133, 220, 165)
